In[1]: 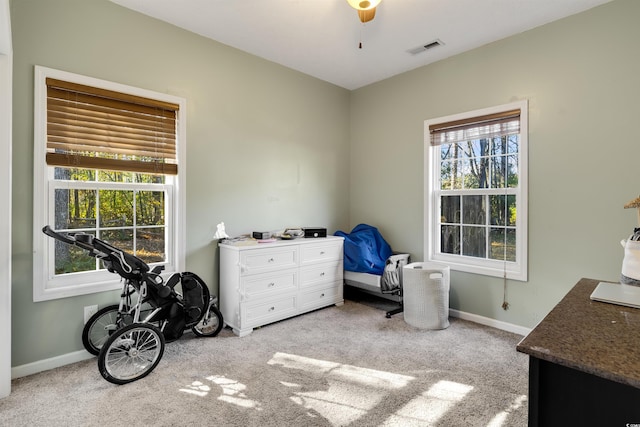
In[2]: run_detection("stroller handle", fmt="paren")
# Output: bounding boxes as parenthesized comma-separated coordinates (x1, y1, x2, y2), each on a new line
(42, 225, 172, 295)
(42, 225, 97, 252)
(42, 225, 76, 244)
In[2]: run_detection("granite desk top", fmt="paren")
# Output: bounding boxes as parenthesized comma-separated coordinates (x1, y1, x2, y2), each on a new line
(517, 278, 640, 389)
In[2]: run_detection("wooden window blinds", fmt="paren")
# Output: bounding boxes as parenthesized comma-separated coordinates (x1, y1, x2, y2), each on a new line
(45, 78, 179, 175)
(429, 109, 521, 146)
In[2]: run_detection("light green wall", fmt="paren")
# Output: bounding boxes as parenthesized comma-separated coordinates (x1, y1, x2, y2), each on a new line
(350, 0, 640, 328)
(11, 0, 350, 366)
(11, 0, 640, 369)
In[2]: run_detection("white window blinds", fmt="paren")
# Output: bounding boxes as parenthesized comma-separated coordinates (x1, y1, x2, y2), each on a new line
(429, 109, 520, 146)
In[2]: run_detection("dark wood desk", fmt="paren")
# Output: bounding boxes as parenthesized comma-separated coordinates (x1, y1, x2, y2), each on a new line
(517, 278, 640, 426)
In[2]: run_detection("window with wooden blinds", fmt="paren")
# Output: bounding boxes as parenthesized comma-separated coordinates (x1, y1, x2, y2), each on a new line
(34, 66, 186, 302)
(45, 78, 179, 175)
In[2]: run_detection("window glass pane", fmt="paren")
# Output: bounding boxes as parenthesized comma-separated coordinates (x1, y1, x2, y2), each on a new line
(458, 158, 473, 189)
(449, 159, 465, 190)
(490, 228, 505, 260)
(54, 167, 95, 181)
(97, 171, 166, 184)
(456, 151, 490, 189)
(506, 229, 516, 262)
(136, 173, 165, 184)
(493, 135, 520, 154)
(464, 139, 489, 159)
(440, 160, 453, 190)
(100, 229, 133, 254)
(440, 144, 453, 161)
(507, 154, 519, 188)
(490, 196, 517, 227)
(441, 196, 460, 224)
(507, 134, 519, 154)
(99, 190, 134, 228)
(54, 241, 96, 275)
(462, 195, 486, 225)
(136, 191, 165, 226)
(137, 227, 165, 263)
(492, 136, 508, 156)
(507, 195, 517, 227)
(441, 225, 460, 255)
(441, 159, 465, 190)
(490, 227, 516, 262)
(490, 155, 507, 189)
(54, 189, 97, 230)
(99, 170, 135, 183)
(441, 144, 467, 190)
(490, 195, 507, 226)
(469, 157, 490, 189)
(455, 142, 469, 159)
(459, 141, 475, 159)
(462, 226, 486, 258)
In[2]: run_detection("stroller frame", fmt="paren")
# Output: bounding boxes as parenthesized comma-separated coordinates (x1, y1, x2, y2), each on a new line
(42, 225, 224, 384)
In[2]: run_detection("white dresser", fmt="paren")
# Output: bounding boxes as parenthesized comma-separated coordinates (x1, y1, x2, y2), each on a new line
(219, 236, 344, 337)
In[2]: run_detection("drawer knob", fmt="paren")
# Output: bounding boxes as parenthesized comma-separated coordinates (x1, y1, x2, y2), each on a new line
(268, 258, 275, 263)
(321, 293, 325, 297)
(320, 272, 325, 276)
(269, 306, 275, 311)
(268, 282, 275, 287)
(320, 251, 325, 255)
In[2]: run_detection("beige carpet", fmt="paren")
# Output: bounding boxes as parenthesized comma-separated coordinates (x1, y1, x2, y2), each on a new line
(0, 296, 528, 426)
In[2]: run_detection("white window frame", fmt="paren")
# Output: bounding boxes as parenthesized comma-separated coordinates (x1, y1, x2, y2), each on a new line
(424, 100, 528, 281)
(33, 66, 187, 301)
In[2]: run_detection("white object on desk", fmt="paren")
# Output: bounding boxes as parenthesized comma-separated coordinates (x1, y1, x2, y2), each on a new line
(590, 281, 640, 309)
(213, 222, 229, 239)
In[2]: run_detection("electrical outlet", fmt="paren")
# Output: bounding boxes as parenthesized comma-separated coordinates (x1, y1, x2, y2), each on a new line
(84, 305, 98, 324)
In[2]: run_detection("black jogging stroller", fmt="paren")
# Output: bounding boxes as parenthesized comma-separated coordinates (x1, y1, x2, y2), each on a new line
(43, 225, 224, 384)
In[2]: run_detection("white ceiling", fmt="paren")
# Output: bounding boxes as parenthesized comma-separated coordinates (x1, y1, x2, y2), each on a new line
(110, 0, 612, 90)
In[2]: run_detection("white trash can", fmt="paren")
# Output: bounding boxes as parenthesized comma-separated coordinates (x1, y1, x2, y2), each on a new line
(402, 262, 450, 330)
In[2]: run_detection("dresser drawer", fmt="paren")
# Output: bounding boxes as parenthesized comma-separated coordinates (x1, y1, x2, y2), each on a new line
(240, 247, 298, 275)
(242, 270, 297, 298)
(300, 241, 343, 264)
(298, 283, 342, 312)
(242, 295, 298, 328)
(299, 261, 342, 288)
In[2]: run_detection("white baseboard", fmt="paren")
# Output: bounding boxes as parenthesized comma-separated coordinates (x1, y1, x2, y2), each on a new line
(449, 308, 532, 336)
(11, 350, 93, 380)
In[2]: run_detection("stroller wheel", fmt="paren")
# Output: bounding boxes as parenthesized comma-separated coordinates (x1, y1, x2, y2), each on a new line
(82, 305, 130, 356)
(83, 303, 159, 356)
(192, 304, 224, 337)
(98, 322, 165, 385)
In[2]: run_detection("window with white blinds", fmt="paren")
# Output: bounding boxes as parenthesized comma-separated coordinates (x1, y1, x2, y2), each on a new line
(429, 109, 520, 146)
(424, 101, 528, 281)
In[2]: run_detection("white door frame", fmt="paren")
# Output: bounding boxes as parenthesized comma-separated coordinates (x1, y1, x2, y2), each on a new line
(0, 0, 13, 399)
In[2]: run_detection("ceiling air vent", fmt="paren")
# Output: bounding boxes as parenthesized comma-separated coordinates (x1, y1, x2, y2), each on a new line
(407, 39, 444, 55)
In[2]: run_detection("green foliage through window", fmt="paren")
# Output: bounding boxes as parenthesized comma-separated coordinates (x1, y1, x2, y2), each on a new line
(52, 167, 167, 275)
(438, 135, 519, 263)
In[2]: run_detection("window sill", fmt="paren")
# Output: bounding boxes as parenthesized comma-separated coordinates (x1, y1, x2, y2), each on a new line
(429, 254, 527, 282)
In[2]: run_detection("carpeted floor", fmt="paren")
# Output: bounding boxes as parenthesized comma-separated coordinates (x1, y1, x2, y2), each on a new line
(0, 292, 528, 426)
